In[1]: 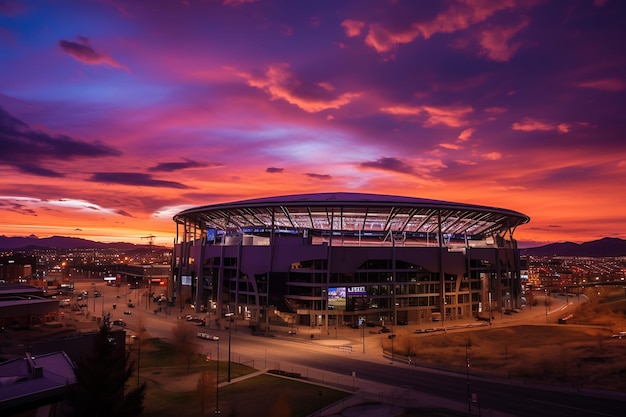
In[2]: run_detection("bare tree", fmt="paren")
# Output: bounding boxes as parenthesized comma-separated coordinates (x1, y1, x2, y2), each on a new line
(171, 320, 198, 373)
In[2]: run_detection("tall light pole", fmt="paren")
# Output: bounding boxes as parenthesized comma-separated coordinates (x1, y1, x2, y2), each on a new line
(225, 312, 234, 382)
(361, 318, 365, 353)
(466, 340, 472, 412)
(215, 339, 220, 414)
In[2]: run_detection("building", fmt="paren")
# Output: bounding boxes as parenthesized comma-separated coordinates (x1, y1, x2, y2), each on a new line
(172, 193, 529, 331)
(0, 254, 35, 283)
(0, 351, 75, 414)
(0, 285, 59, 330)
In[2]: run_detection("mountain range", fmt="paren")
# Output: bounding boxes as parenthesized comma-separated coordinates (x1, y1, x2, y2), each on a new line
(520, 237, 626, 257)
(0, 235, 148, 250)
(1, 235, 625, 257)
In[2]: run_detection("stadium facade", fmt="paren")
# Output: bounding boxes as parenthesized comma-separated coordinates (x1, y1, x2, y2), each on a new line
(171, 193, 529, 331)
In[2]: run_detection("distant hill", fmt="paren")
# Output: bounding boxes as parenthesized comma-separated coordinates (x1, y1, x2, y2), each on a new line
(0, 235, 145, 250)
(521, 237, 626, 257)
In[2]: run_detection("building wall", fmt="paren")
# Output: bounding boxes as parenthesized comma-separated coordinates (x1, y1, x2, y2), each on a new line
(177, 234, 522, 328)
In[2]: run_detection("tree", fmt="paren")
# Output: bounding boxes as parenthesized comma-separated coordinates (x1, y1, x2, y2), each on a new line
(65, 314, 146, 417)
(171, 320, 198, 373)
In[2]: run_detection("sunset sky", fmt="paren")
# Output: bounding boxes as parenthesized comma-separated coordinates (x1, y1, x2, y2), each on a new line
(1, 0, 625, 248)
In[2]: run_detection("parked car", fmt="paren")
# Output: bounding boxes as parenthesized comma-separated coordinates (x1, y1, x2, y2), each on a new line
(197, 332, 219, 341)
(123, 310, 132, 315)
(112, 319, 126, 327)
(612, 332, 626, 339)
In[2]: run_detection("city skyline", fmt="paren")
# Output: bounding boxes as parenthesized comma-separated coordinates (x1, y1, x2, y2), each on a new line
(1, 0, 625, 247)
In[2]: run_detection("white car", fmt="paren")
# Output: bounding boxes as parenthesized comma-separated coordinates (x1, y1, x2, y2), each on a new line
(197, 332, 219, 341)
(612, 332, 626, 339)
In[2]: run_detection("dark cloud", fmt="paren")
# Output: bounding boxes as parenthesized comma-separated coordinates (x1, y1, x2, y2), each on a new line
(0, 107, 121, 177)
(89, 172, 191, 189)
(359, 157, 415, 175)
(16, 164, 65, 178)
(266, 167, 284, 173)
(304, 173, 332, 180)
(58, 37, 127, 70)
(148, 159, 216, 172)
(0, 201, 37, 216)
(59, 38, 100, 61)
(115, 209, 133, 217)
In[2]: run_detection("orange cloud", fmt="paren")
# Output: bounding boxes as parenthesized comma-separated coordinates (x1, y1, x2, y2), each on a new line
(421, 105, 474, 128)
(242, 64, 360, 112)
(577, 78, 626, 92)
(364, 23, 421, 53)
(512, 117, 571, 133)
(318, 81, 335, 92)
(478, 19, 529, 61)
(381, 104, 473, 128)
(440, 143, 462, 150)
(416, 0, 517, 39)
(482, 152, 502, 160)
(458, 128, 476, 141)
(361, 0, 528, 57)
(341, 19, 365, 37)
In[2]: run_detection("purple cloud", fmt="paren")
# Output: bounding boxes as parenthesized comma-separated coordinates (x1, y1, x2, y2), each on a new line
(89, 172, 191, 189)
(359, 157, 415, 175)
(305, 173, 332, 180)
(59, 37, 128, 70)
(0, 107, 122, 177)
(148, 159, 216, 172)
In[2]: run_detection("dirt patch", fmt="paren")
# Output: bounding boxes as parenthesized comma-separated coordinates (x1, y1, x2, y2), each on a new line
(383, 323, 626, 391)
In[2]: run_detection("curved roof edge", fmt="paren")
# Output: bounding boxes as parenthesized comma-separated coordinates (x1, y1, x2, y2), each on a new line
(174, 192, 530, 224)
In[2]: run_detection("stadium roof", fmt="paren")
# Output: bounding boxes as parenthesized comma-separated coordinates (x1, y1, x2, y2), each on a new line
(173, 192, 530, 237)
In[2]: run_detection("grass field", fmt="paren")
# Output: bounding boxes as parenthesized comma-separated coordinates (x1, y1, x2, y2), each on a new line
(136, 340, 350, 417)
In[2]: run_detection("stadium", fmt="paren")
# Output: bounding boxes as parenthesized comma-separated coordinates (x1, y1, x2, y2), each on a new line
(171, 193, 530, 331)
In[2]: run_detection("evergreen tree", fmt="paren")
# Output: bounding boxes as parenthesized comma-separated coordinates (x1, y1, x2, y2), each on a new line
(66, 314, 146, 417)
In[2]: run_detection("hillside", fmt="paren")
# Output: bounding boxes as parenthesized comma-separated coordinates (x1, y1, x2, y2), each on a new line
(521, 237, 626, 257)
(0, 235, 141, 250)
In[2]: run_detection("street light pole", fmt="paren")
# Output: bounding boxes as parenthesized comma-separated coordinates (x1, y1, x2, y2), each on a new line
(466, 340, 472, 412)
(215, 340, 220, 414)
(361, 319, 365, 353)
(225, 312, 234, 382)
